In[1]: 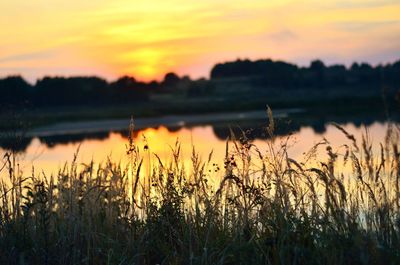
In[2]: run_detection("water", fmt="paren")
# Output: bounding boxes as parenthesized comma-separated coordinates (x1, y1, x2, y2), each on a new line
(0, 110, 390, 176)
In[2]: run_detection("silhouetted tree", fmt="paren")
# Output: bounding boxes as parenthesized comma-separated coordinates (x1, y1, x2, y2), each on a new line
(309, 60, 326, 88)
(210, 57, 399, 92)
(34, 76, 108, 106)
(162, 72, 180, 88)
(0, 57, 399, 109)
(109, 76, 149, 102)
(0, 76, 32, 106)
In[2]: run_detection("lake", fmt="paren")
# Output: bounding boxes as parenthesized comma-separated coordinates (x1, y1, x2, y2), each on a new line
(0, 110, 392, 176)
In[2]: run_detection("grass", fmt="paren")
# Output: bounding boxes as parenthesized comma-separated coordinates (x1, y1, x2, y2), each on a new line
(0, 109, 400, 265)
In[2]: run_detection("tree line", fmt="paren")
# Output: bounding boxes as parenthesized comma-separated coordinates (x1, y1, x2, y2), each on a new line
(0, 75, 151, 107)
(0, 58, 399, 108)
(211, 59, 400, 89)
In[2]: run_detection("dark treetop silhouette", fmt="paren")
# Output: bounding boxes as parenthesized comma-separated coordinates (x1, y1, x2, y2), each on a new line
(0, 58, 399, 108)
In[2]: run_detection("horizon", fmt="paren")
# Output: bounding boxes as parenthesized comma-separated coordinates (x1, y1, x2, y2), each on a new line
(1, 0, 400, 83)
(2, 56, 399, 85)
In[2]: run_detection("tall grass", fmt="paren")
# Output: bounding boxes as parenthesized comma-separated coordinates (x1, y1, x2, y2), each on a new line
(1, 110, 399, 265)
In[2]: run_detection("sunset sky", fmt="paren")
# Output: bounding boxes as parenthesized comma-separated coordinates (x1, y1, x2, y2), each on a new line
(1, 0, 399, 83)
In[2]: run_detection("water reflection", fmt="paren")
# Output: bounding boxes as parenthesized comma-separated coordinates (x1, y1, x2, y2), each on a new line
(0, 116, 391, 176)
(0, 112, 390, 153)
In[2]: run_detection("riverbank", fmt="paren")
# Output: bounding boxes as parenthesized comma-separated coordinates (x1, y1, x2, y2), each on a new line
(0, 92, 392, 132)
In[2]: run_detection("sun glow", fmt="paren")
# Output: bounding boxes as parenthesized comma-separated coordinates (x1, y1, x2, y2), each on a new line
(0, 0, 399, 82)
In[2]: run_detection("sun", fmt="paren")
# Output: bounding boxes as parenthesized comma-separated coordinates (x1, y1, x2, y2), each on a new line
(118, 48, 174, 80)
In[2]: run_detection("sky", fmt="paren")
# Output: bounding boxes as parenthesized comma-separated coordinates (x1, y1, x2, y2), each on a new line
(0, 0, 399, 83)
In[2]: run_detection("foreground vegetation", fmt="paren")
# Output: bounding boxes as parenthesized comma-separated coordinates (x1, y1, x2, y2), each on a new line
(1, 111, 400, 265)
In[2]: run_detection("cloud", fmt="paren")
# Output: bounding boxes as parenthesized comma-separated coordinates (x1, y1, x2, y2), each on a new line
(0, 50, 55, 64)
(334, 20, 400, 32)
(332, 0, 399, 9)
(264, 30, 298, 43)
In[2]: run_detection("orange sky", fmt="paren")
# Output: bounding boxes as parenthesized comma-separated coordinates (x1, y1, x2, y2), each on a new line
(0, 0, 399, 82)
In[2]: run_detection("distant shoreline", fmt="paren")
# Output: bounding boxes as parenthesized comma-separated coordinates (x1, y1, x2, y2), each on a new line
(4, 109, 302, 138)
